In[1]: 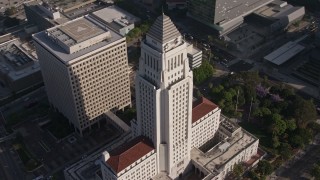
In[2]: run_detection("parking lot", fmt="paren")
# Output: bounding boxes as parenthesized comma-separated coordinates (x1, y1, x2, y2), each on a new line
(63, 2, 105, 19)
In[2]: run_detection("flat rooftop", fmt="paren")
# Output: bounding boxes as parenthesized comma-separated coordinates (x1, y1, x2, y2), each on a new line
(264, 37, 307, 65)
(220, 119, 240, 133)
(33, 15, 124, 63)
(254, 0, 303, 19)
(24, 1, 69, 23)
(0, 39, 40, 81)
(92, 5, 140, 24)
(50, 18, 106, 44)
(191, 129, 258, 172)
(187, 43, 201, 56)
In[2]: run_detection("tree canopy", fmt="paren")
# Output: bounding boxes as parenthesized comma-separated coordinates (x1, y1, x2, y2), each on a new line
(256, 160, 274, 176)
(293, 97, 317, 128)
(193, 60, 214, 85)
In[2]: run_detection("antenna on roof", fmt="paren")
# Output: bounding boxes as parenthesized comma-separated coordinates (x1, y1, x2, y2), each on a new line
(162, 6, 164, 15)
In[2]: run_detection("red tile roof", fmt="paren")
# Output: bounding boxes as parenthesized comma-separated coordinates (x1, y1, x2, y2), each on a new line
(192, 97, 218, 123)
(106, 136, 154, 173)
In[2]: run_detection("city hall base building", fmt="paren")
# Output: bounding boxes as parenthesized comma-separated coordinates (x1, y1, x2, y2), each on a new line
(98, 15, 262, 180)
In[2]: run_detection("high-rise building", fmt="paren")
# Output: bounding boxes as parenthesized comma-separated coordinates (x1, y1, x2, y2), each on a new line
(33, 15, 131, 136)
(134, 14, 193, 178)
(98, 14, 261, 180)
(187, 0, 273, 35)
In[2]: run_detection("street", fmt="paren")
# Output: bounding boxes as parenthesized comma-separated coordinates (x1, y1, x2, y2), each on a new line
(276, 144, 320, 179)
(0, 142, 25, 180)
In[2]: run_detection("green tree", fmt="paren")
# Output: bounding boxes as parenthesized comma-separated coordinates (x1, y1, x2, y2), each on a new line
(193, 60, 214, 85)
(279, 143, 292, 160)
(294, 98, 317, 128)
(232, 164, 244, 178)
(270, 114, 287, 135)
(286, 119, 297, 131)
(257, 160, 274, 176)
(297, 128, 313, 145)
(289, 135, 304, 148)
(311, 163, 320, 180)
(247, 170, 261, 180)
(272, 135, 281, 148)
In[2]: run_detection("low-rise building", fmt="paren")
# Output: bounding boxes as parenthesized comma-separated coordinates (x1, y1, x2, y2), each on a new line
(0, 38, 42, 93)
(24, 0, 69, 31)
(252, 0, 305, 33)
(191, 118, 260, 180)
(92, 6, 141, 36)
(186, 43, 202, 69)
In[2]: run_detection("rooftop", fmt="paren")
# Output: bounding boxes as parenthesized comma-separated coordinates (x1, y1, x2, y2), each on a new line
(254, 0, 303, 18)
(92, 5, 140, 25)
(106, 136, 154, 173)
(50, 18, 106, 44)
(187, 43, 201, 56)
(191, 128, 258, 172)
(192, 97, 219, 123)
(33, 15, 124, 63)
(219, 119, 240, 134)
(264, 39, 306, 65)
(24, 0, 68, 22)
(0, 39, 40, 81)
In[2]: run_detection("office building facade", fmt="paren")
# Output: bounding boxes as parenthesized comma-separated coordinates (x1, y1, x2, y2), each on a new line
(33, 15, 131, 136)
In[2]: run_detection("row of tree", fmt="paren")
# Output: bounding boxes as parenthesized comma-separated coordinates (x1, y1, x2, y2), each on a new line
(125, 22, 151, 42)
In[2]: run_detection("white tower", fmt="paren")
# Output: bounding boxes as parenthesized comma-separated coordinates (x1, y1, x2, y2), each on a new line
(134, 14, 193, 178)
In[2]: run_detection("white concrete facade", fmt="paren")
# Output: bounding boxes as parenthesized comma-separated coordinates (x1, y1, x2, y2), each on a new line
(190, 118, 260, 180)
(134, 15, 193, 179)
(191, 108, 221, 149)
(186, 43, 202, 69)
